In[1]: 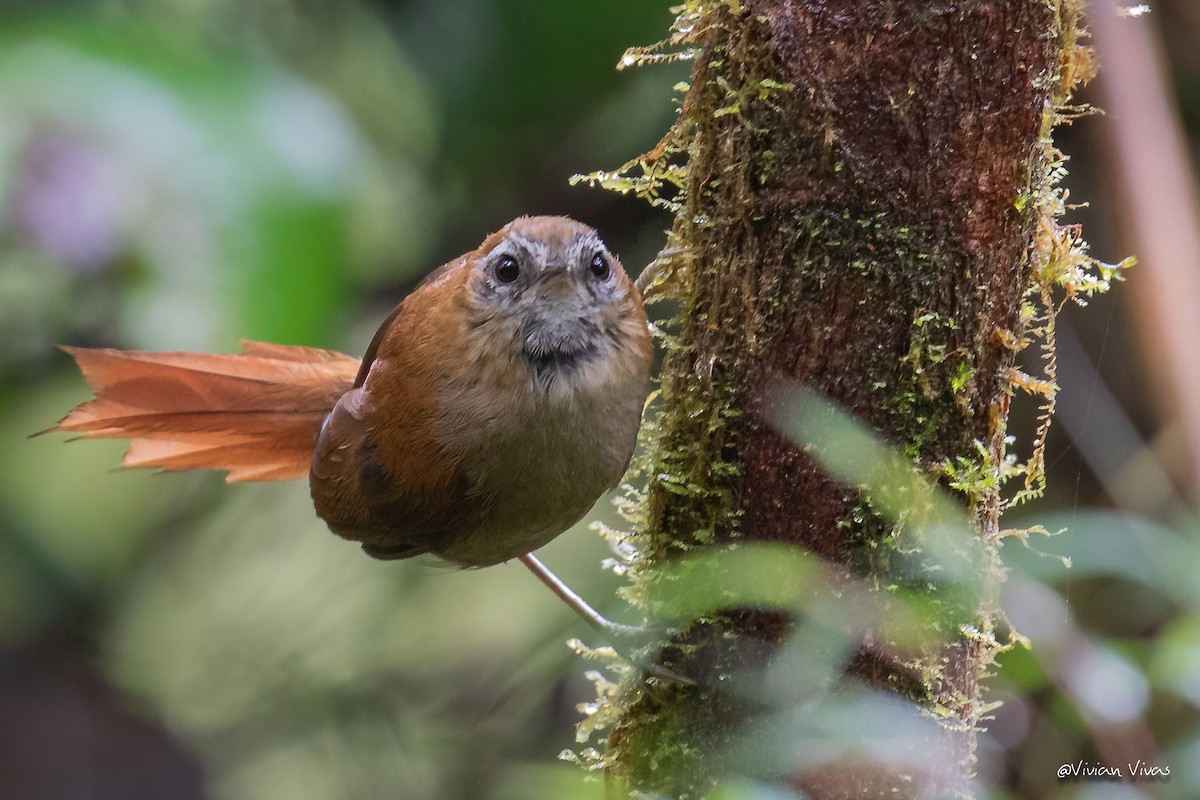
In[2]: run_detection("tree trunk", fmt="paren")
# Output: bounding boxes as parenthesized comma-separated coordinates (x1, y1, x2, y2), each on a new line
(586, 1, 1091, 797)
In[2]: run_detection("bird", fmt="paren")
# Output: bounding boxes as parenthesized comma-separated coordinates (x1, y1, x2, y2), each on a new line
(50, 215, 653, 635)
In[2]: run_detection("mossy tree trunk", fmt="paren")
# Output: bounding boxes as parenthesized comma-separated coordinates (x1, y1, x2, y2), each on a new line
(596, 1, 1087, 797)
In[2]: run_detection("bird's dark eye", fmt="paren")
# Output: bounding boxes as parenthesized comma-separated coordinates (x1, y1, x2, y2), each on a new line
(589, 252, 610, 280)
(494, 255, 520, 283)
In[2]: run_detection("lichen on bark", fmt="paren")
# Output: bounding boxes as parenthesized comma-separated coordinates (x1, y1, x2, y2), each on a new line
(570, 1, 1124, 797)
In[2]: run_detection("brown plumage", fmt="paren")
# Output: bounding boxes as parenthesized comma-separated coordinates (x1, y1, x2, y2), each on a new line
(55, 341, 359, 482)
(51, 216, 652, 567)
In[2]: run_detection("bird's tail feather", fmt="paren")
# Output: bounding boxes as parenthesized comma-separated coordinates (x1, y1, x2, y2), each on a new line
(51, 340, 360, 482)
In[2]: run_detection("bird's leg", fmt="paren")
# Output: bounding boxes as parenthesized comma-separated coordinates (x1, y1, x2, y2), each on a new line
(518, 552, 694, 685)
(518, 552, 641, 638)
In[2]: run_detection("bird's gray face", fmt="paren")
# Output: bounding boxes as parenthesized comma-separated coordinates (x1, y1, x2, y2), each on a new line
(468, 219, 636, 387)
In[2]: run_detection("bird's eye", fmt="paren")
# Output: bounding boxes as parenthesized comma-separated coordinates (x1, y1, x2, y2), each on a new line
(494, 255, 521, 283)
(589, 252, 611, 280)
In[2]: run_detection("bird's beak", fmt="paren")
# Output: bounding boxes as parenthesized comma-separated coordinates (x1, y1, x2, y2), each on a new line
(536, 267, 577, 302)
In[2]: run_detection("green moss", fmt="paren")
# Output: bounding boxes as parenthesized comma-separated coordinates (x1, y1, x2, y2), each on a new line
(882, 311, 965, 462)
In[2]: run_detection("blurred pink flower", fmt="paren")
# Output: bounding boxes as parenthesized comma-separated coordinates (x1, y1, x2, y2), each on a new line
(7, 129, 139, 272)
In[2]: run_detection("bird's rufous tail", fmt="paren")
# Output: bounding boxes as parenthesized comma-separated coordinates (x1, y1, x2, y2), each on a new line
(51, 340, 360, 482)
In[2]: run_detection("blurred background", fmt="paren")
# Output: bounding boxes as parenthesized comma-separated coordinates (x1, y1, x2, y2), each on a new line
(0, 1, 1197, 798)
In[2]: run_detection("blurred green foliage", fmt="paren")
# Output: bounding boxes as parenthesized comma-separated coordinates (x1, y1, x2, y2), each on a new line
(2, 1, 1199, 799)
(0, 2, 679, 798)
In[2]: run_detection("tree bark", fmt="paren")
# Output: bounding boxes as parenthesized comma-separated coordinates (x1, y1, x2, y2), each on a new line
(595, 2, 1088, 797)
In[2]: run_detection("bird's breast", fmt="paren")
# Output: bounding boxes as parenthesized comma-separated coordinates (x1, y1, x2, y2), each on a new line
(430, 365, 646, 566)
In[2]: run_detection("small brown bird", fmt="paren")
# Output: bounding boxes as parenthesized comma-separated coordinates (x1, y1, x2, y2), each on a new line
(52, 216, 652, 628)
